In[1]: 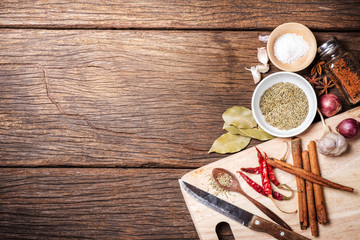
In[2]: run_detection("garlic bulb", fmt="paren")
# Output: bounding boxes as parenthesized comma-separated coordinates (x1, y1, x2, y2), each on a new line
(245, 66, 261, 84)
(317, 108, 348, 157)
(318, 132, 347, 156)
(257, 47, 268, 65)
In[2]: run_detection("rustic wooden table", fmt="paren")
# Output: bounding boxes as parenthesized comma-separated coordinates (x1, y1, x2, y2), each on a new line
(0, 1, 359, 239)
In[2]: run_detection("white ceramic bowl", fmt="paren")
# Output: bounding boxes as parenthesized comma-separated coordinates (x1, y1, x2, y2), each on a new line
(251, 72, 317, 138)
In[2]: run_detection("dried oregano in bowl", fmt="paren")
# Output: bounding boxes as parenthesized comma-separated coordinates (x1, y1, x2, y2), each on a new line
(260, 82, 308, 130)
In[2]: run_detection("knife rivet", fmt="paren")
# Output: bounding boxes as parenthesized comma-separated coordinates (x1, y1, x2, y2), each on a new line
(255, 220, 260, 225)
(280, 231, 285, 236)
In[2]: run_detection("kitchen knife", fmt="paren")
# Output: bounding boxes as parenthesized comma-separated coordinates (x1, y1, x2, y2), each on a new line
(179, 179, 310, 240)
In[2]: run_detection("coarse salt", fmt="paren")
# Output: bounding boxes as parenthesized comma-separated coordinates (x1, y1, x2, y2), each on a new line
(274, 33, 309, 64)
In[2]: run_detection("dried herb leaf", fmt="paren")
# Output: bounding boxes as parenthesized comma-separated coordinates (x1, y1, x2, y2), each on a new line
(240, 127, 275, 140)
(223, 123, 274, 140)
(208, 132, 251, 154)
(222, 123, 242, 135)
(246, 127, 274, 140)
(222, 106, 257, 129)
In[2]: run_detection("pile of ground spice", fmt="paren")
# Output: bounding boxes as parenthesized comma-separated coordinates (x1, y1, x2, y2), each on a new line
(330, 58, 360, 104)
(260, 82, 309, 130)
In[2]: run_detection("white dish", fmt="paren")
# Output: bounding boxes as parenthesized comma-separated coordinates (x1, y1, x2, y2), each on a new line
(251, 72, 317, 138)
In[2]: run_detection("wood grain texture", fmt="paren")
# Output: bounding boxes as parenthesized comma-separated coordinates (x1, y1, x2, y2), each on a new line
(0, 30, 359, 167)
(1, 2, 360, 240)
(0, 168, 198, 239)
(0, 0, 359, 30)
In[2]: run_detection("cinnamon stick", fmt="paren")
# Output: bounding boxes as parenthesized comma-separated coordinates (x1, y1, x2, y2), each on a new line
(308, 141, 328, 224)
(291, 137, 308, 229)
(302, 150, 318, 236)
(266, 158, 354, 193)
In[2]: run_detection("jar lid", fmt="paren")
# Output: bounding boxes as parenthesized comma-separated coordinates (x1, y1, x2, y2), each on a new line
(318, 37, 340, 57)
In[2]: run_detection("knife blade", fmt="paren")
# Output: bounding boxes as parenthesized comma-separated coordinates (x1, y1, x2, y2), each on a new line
(179, 179, 310, 240)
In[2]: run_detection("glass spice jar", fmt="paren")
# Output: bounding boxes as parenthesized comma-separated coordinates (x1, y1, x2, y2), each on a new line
(318, 37, 360, 104)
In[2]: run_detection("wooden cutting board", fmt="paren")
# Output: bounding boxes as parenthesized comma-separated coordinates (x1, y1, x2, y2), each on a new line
(180, 106, 360, 240)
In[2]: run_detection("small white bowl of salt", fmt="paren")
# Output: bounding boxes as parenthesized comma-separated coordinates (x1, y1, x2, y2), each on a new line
(267, 22, 317, 72)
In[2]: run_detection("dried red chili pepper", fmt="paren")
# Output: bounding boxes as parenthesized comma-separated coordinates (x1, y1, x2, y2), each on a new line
(237, 170, 293, 200)
(265, 153, 294, 191)
(272, 190, 290, 201)
(237, 170, 265, 196)
(256, 147, 272, 196)
(242, 165, 281, 186)
(243, 141, 289, 177)
(243, 142, 293, 192)
(242, 165, 294, 192)
(256, 147, 296, 214)
(241, 167, 260, 174)
(265, 153, 279, 186)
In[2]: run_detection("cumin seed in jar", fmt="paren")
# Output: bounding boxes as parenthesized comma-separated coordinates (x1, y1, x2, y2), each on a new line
(260, 82, 308, 130)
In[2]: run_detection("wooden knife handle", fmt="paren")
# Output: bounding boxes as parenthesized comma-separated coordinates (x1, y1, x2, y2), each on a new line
(248, 215, 311, 240)
(244, 192, 292, 231)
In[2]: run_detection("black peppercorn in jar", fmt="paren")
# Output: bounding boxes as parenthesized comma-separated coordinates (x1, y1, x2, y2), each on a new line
(318, 37, 360, 104)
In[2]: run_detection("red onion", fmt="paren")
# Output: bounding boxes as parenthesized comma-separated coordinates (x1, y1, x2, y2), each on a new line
(318, 94, 342, 117)
(336, 118, 360, 139)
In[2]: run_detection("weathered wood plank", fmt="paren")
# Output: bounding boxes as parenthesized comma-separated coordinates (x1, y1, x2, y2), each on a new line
(0, 168, 199, 239)
(0, 30, 359, 167)
(0, 1, 359, 30)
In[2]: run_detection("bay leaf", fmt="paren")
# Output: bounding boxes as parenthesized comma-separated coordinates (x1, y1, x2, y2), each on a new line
(208, 132, 251, 154)
(222, 106, 257, 129)
(237, 127, 275, 141)
(258, 126, 276, 138)
(223, 123, 274, 140)
(222, 123, 242, 135)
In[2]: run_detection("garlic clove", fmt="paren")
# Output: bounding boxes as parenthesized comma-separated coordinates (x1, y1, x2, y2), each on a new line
(258, 35, 269, 43)
(256, 64, 269, 73)
(245, 66, 261, 84)
(257, 47, 269, 65)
